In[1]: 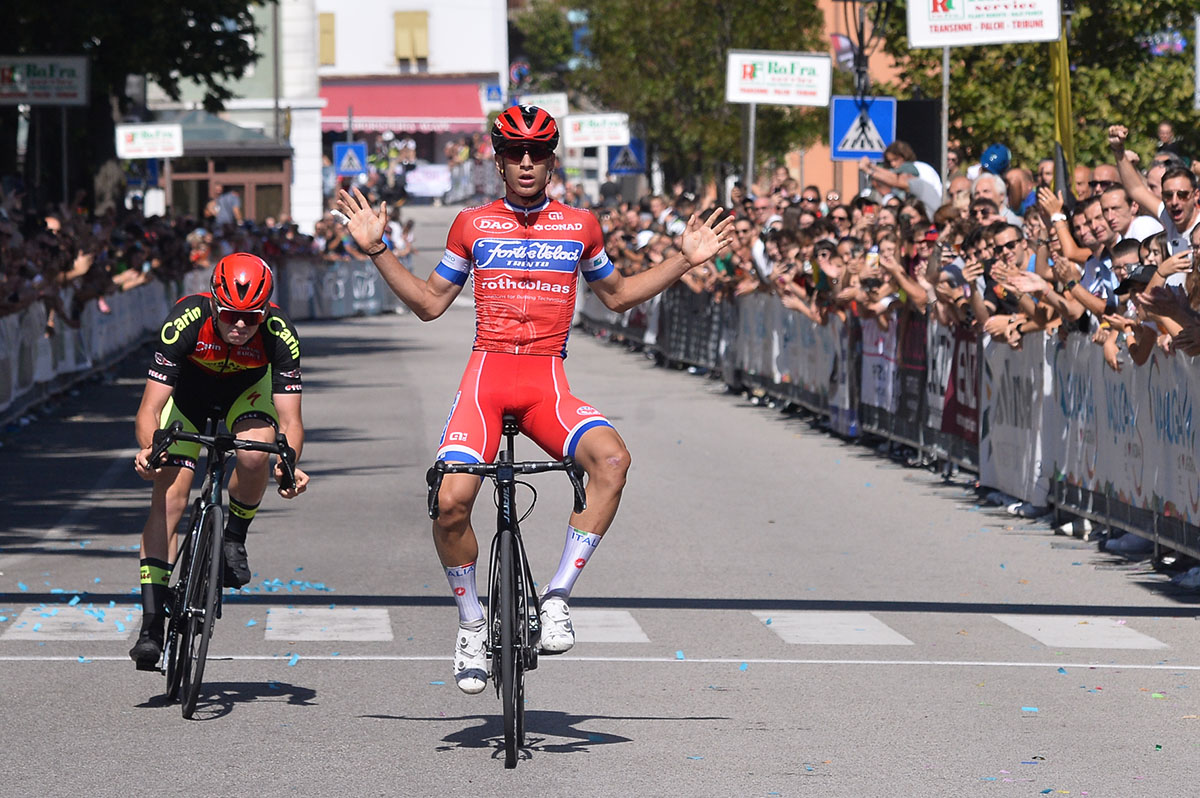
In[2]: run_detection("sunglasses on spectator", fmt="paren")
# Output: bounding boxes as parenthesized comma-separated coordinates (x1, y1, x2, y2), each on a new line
(1089, 180, 1115, 190)
(971, 209, 994, 219)
(830, 214, 849, 222)
(214, 303, 267, 326)
(993, 240, 1021, 254)
(1163, 189, 1194, 201)
(801, 195, 820, 203)
(500, 145, 554, 163)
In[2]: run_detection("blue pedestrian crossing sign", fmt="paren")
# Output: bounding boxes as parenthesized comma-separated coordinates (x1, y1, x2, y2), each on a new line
(333, 142, 368, 176)
(608, 138, 644, 175)
(830, 95, 896, 162)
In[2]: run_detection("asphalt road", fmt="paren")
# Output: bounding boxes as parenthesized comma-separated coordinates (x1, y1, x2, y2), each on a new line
(2, 205, 1200, 797)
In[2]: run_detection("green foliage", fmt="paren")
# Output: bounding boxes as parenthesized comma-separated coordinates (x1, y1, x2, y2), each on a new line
(510, 0, 577, 92)
(877, 0, 1200, 167)
(570, 0, 828, 181)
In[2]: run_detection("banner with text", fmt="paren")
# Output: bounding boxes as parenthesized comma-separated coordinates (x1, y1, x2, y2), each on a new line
(907, 0, 1061, 49)
(725, 50, 832, 107)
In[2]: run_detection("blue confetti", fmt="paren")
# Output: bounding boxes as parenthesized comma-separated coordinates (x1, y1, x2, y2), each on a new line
(68, 595, 81, 606)
(331, 652, 340, 657)
(765, 617, 772, 625)
(32, 623, 41, 632)
(739, 663, 748, 671)
(686, 756, 703, 760)
(676, 650, 685, 660)
(77, 656, 91, 663)
(115, 622, 125, 633)
(429, 680, 445, 685)
(17, 583, 27, 592)
(288, 653, 300, 666)
(268, 680, 280, 689)
(295, 567, 303, 572)
(0, 616, 6, 622)
(1057, 667, 1068, 674)
(1022, 706, 1039, 712)
(94, 577, 101, 583)
(246, 619, 258, 627)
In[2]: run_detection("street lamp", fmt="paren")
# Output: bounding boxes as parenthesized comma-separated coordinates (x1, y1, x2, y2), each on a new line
(833, 0, 895, 101)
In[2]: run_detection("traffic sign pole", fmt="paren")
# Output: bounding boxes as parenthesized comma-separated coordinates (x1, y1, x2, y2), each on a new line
(745, 103, 756, 190)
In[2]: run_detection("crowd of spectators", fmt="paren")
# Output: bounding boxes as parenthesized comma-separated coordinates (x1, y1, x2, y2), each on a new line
(592, 122, 1200, 564)
(0, 177, 421, 332)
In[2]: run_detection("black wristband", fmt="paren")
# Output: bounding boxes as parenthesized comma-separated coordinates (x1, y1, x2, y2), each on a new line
(364, 243, 389, 257)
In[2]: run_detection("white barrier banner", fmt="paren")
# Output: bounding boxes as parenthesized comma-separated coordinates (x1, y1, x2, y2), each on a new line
(1143, 349, 1200, 523)
(860, 317, 898, 412)
(980, 333, 1052, 506)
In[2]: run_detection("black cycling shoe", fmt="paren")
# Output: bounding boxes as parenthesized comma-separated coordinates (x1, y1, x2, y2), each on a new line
(129, 629, 163, 671)
(222, 539, 252, 588)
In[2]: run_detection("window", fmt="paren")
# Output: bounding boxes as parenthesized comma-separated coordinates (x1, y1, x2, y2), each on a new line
(394, 11, 429, 65)
(319, 13, 335, 66)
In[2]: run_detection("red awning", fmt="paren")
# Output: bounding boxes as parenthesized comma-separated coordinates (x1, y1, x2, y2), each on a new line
(320, 80, 487, 134)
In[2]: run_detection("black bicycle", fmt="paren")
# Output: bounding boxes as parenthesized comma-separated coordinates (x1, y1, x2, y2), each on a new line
(146, 418, 296, 719)
(427, 414, 586, 769)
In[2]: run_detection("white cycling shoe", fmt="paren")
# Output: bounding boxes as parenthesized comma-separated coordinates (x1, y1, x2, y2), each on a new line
(454, 622, 489, 695)
(538, 594, 575, 654)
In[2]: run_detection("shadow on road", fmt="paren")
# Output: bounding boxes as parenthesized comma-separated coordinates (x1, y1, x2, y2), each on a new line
(360, 708, 724, 763)
(134, 680, 317, 720)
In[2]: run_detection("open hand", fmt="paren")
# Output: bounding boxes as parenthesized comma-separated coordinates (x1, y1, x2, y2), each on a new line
(335, 187, 388, 254)
(681, 208, 735, 268)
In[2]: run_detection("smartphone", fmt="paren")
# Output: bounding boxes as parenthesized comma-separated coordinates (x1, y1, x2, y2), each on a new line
(865, 247, 879, 271)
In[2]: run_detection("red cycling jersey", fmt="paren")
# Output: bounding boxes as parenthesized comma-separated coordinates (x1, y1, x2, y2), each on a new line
(436, 197, 613, 357)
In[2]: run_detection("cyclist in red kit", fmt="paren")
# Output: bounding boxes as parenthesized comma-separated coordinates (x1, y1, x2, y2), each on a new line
(337, 105, 733, 694)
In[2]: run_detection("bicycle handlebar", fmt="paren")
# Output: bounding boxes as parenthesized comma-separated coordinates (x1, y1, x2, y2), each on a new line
(426, 457, 587, 520)
(149, 420, 298, 491)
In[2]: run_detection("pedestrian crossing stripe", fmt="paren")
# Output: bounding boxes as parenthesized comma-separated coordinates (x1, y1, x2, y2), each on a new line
(755, 611, 914, 646)
(264, 607, 393, 641)
(837, 111, 886, 154)
(609, 146, 641, 173)
(0, 608, 1176, 650)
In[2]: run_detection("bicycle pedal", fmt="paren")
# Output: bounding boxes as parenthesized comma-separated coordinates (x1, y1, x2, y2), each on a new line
(134, 659, 161, 673)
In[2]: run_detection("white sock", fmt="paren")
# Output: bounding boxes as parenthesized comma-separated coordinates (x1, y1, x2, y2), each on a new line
(544, 526, 602, 599)
(445, 562, 484, 624)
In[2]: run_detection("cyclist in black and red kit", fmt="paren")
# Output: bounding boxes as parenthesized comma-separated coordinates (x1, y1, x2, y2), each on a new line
(128, 253, 310, 670)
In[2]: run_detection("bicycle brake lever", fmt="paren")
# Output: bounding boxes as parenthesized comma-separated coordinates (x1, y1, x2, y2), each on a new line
(426, 464, 444, 519)
(148, 420, 184, 468)
(566, 459, 587, 514)
(275, 433, 297, 491)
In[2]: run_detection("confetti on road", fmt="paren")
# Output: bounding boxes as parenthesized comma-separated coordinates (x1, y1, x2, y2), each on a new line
(429, 681, 445, 686)
(77, 656, 91, 663)
(246, 619, 257, 627)
(739, 663, 748, 671)
(686, 756, 703, 760)
(676, 650, 685, 660)
(1022, 706, 1039, 713)
(17, 583, 27, 592)
(1057, 667, 1068, 674)
(287, 653, 300, 666)
(68, 595, 80, 606)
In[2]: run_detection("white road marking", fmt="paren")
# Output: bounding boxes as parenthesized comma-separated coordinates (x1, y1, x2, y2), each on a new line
(754, 611, 914, 645)
(572, 609, 650, 643)
(992, 614, 1168, 649)
(1, 654, 1199, 672)
(263, 607, 394, 641)
(1, 606, 134, 641)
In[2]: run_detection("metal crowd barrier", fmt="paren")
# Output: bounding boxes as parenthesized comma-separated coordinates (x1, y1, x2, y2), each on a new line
(578, 284, 1200, 561)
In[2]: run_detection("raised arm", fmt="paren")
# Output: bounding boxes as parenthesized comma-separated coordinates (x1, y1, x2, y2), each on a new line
(336, 187, 462, 321)
(1108, 125, 1160, 216)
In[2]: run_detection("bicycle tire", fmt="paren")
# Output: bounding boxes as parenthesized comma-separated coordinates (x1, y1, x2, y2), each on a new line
(499, 529, 519, 769)
(180, 504, 223, 719)
(164, 499, 202, 699)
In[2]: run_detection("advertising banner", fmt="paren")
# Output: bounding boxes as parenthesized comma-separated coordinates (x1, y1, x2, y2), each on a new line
(0, 56, 89, 105)
(725, 50, 832, 107)
(907, 0, 1061, 49)
(563, 113, 630, 148)
(116, 124, 184, 159)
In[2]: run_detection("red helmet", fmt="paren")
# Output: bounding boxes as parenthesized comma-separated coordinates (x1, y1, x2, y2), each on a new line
(211, 253, 273, 311)
(491, 105, 559, 153)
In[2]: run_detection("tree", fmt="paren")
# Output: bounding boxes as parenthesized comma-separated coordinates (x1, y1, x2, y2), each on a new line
(0, 2, 264, 207)
(877, 0, 1200, 168)
(568, 0, 830, 184)
(509, 0, 577, 93)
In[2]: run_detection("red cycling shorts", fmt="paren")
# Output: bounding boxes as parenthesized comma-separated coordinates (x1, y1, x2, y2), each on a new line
(437, 350, 613, 464)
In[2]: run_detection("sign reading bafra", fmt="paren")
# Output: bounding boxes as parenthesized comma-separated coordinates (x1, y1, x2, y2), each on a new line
(0, 56, 89, 106)
(725, 50, 832, 108)
(907, 0, 1061, 49)
(116, 124, 184, 160)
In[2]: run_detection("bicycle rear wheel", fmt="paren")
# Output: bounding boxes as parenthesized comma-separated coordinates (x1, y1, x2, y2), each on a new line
(499, 529, 521, 769)
(180, 504, 223, 719)
(164, 499, 202, 700)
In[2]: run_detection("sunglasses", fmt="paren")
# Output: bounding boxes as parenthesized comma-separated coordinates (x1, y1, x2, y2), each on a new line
(1089, 180, 1115, 190)
(830, 214, 849, 222)
(993, 240, 1021, 254)
(971, 209, 994, 219)
(500, 145, 554, 163)
(801, 195, 820, 203)
(1163, 189, 1194, 201)
(214, 304, 267, 326)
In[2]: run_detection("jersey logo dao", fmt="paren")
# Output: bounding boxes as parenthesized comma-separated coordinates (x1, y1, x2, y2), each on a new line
(474, 217, 519, 234)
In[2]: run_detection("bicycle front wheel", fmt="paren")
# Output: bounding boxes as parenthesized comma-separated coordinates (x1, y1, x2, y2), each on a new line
(164, 499, 203, 700)
(499, 529, 521, 769)
(180, 504, 223, 719)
